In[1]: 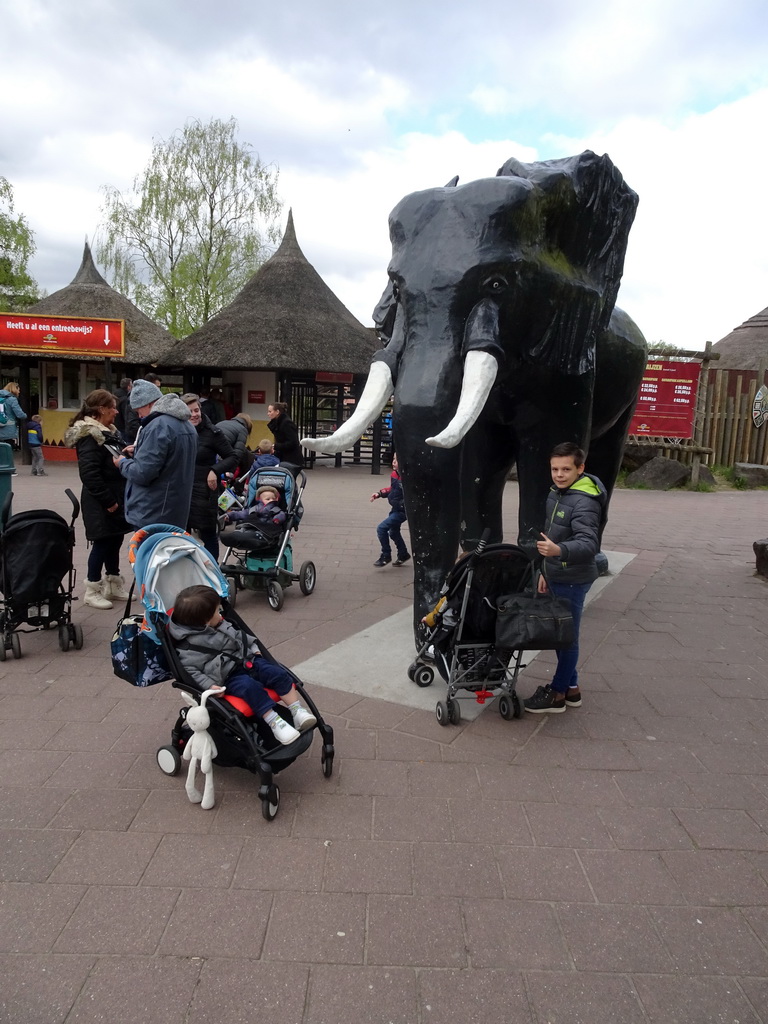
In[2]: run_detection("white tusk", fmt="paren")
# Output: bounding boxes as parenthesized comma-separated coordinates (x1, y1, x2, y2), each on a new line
(302, 360, 394, 454)
(426, 350, 498, 448)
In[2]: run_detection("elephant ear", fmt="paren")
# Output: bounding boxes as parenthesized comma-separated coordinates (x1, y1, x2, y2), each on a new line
(497, 150, 638, 375)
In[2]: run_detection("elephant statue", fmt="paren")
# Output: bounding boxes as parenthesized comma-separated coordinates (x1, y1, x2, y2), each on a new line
(303, 151, 647, 635)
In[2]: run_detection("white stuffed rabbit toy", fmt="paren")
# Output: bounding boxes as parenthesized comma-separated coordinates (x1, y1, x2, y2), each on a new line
(182, 686, 225, 810)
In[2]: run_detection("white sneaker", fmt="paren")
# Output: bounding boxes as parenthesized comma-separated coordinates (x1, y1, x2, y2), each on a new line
(269, 715, 301, 746)
(292, 706, 317, 732)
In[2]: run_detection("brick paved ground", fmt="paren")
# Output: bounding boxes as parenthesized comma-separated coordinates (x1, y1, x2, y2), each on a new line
(2, 455, 768, 1022)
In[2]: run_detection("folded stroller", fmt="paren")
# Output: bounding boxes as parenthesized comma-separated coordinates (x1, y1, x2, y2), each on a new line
(408, 535, 534, 725)
(0, 489, 82, 659)
(127, 524, 334, 820)
(218, 464, 316, 611)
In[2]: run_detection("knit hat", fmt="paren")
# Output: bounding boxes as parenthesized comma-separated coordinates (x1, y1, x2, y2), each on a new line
(129, 379, 163, 409)
(255, 485, 280, 501)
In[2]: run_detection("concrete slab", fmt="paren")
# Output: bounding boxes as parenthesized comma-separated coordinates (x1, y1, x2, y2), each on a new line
(292, 550, 636, 717)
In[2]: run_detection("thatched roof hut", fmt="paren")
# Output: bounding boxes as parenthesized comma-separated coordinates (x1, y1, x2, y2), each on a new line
(713, 306, 768, 370)
(168, 210, 377, 373)
(26, 243, 175, 365)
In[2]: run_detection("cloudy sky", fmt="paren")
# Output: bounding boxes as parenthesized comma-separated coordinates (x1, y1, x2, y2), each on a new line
(3, 0, 768, 347)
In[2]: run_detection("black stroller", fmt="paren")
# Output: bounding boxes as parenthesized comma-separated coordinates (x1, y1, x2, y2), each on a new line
(0, 488, 83, 659)
(408, 536, 534, 726)
(128, 525, 334, 821)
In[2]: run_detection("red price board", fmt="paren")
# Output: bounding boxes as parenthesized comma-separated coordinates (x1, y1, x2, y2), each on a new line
(0, 312, 125, 357)
(629, 359, 699, 438)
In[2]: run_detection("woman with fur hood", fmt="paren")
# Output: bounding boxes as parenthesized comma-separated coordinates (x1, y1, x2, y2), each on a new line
(64, 389, 131, 610)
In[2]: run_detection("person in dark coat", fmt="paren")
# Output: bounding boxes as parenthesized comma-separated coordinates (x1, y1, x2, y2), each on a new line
(115, 379, 196, 529)
(64, 389, 131, 610)
(216, 413, 254, 476)
(181, 393, 239, 559)
(267, 401, 304, 466)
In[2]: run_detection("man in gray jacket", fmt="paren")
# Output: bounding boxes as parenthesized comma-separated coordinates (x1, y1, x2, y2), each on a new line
(114, 379, 197, 530)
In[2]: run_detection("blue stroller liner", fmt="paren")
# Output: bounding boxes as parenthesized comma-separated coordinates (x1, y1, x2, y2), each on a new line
(127, 525, 334, 818)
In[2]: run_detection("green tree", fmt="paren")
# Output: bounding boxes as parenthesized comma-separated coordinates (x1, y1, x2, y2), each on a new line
(97, 117, 283, 337)
(0, 177, 40, 312)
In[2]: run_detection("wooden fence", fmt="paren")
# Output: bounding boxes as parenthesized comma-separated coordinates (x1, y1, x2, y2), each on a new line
(629, 364, 768, 470)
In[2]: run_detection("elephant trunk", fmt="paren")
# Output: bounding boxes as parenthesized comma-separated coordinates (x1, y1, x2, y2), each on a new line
(301, 360, 393, 454)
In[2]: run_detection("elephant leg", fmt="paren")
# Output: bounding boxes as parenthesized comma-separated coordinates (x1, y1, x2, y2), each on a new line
(587, 402, 637, 544)
(397, 435, 463, 636)
(513, 375, 595, 553)
(460, 420, 517, 549)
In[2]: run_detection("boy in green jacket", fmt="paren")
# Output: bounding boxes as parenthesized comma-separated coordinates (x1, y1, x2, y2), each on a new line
(524, 442, 607, 714)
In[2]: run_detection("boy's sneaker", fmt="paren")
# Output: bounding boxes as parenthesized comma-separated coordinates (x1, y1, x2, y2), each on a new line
(523, 685, 566, 714)
(292, 706, 317, 732)
(269, 715, 301, 745)
(373, 556, 391, 567)
(393, 553, 411, 566)
(565, 689, 582, 707)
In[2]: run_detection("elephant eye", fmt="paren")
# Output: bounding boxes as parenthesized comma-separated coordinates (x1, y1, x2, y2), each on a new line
(483, 275, 508, 295)
(391, 283, 400, 302)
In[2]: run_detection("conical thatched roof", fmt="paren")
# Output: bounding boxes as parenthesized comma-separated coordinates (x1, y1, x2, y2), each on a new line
(713, 306, 768, 370)
(26, 243, 176, 364)
(168, 211, 377, 372)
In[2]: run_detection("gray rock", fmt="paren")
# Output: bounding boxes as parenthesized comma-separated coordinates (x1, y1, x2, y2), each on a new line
(697, 464, 717, 486)
(622, 444, 660, 472)
(754, 539, 768, 578)
(734, 463, 768, 488)
(625, 456, 689, 490)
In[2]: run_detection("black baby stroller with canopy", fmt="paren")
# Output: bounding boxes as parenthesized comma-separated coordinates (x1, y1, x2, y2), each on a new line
(408, 535, 535, 726)
(0, 489, 82, 659)
(126, 524, 334, 820)
(218, 464, 316, 611)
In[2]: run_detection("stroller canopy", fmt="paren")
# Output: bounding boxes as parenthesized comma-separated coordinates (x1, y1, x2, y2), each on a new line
(129, 525, 229, 640)
(0, 510, 74, 604)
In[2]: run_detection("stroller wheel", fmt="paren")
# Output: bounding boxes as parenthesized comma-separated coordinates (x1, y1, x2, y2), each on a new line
(414, 665, 434, 688)
(321, 747, 334, 778)
(58, 625, 70, 651)
(447, 698, 461, 725)
(0, 639, 6, 662)
(299, 560, 316, 595)
(262, 784, 280, 821)
(156, 745, 182, 776)
(436, 700, 450, 726)
(267, 580, 284, 611)
(10, 633, 21, 659)
(498, 694, 514, 720)
(226, 578, 238, 608)
(70, 624, 83, 650)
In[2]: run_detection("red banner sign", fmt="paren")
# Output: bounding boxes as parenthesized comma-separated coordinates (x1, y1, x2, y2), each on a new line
(0, 312, 125, 357)
(629, 359, 699, 438)
(247, 390, 266, 404)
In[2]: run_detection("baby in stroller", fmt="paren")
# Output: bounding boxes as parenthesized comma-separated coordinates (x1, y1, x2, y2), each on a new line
(169, 584, 317, 745)
(224, 485, 285, 539)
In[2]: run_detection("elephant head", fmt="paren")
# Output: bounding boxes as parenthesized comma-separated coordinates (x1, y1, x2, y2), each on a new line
(304, 151, 644, 630)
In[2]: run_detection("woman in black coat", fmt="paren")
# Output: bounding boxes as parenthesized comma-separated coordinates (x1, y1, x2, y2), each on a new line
(267, 401, 304, 466)
(181, 393, 238, 559)
(64, 389, 130, 610)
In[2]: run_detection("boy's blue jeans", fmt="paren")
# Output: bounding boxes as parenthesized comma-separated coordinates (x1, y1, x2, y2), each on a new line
(548, 581, 592, 693)
(377, 510, 409, 560)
